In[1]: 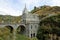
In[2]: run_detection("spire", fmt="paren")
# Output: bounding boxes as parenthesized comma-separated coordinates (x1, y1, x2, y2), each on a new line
(23, 4, 28, 14)
(25, 4, 27, 10)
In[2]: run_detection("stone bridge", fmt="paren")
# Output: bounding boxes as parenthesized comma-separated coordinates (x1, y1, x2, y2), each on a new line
(0, 23, 26, 40)
(0, 23, 26, 34)
(0, 23, 26, 29)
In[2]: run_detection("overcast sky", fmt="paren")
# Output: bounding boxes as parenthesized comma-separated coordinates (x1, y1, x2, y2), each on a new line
(0, 0, 60, 16)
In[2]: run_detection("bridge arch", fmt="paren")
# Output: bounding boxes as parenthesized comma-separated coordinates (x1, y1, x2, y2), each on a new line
(17, 25, 26, 34)
(4, 25, 13, 33)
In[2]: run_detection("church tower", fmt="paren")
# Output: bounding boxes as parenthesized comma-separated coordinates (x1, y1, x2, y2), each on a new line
(21, 4, 28, 24)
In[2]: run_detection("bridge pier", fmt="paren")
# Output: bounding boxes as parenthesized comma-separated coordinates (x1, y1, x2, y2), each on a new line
(12, 29, 16, 40)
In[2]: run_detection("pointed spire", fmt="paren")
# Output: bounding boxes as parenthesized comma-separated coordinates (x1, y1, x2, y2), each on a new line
(23, 4, 28, 14)
(25, 4, 27, 10)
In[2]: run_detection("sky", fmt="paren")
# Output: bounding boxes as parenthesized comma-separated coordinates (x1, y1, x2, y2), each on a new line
(0, 0, 60, 16)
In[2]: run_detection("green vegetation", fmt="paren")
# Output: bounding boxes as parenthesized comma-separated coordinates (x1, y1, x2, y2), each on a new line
(0, 27, 11, 40)
(31, 5, 60, 16)
(0, 27, 38, 40)
(0, 27, 29, 40)
(0, 15, 21, 24)
(31, 5, 60, 40)
(37, 14, 60, 40)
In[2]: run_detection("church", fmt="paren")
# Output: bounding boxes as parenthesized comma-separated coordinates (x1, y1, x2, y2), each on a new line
(20, 5, 40, 38)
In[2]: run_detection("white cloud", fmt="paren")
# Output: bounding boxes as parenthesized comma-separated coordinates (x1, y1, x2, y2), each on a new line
(0, 0, 60, 16)
(0, 0, 22, 16)
(50, 0, 60, 6)
(0, 7, 22, 16)
(21, 0, 60, 6)
(22, 0, 40, 7)
(18, 0, 41, 11)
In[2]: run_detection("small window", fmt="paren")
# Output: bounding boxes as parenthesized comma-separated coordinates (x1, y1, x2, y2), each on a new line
(31, 25, 32, 29)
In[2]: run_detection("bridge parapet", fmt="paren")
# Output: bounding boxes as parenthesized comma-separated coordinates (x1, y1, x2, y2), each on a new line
(0, 22, 26, 29)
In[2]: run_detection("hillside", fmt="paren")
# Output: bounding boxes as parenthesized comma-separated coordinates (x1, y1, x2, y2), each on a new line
(0, 5, 60, 24)
(31, 5, 60, 16)
(0, 15, 21, 24)
(31, 5, 60, 40)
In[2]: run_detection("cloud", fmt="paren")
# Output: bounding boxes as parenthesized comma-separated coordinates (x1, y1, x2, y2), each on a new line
(0, 6, 22, 16)
(50, 0, 60, 6)
(0, 0, 60, 16)
(19, 0, 40, 10)
(0, 0, 22, 16)
(18, 0, 60, 10)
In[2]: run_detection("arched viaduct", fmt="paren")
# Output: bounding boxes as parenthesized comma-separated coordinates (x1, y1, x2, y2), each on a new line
(0, 14, 58, 37)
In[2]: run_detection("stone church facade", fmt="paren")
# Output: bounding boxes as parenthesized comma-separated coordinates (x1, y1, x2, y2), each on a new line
(20, 5, 40, 38)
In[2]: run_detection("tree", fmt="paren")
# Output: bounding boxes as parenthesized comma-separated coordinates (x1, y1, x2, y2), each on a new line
(37, 14, 60, 40)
